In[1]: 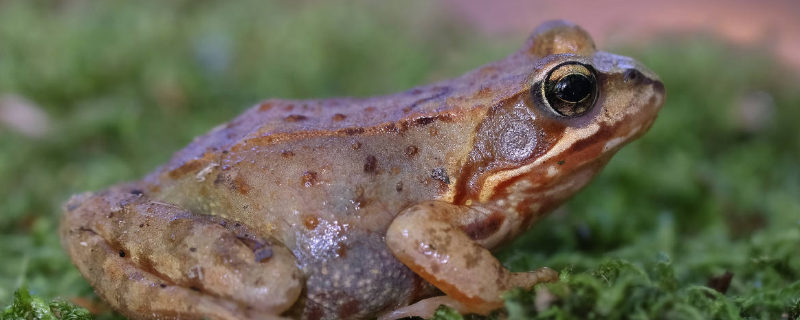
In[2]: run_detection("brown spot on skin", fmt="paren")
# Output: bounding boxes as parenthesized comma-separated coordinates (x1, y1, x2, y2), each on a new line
(428, 127, 438, 137)
(338, 300, 360, 319)
(351, 141, 361, 150)
(383, 122, 398, 133)
(364, 156, 377, 173)
(306, 306, 324, 320)
(233, 175, 250, 195)
(301, 171, 318, 188)
(461, 212, 505, 240)
(343, 127, 365, 136)
(408, 114, 455, 128)
(396, 121, 410, 134)
(430, 264, 440, 274)
(258, 102, 273, 112)
(405, 146, 419, 157)
(364, 107, 376, 113)
(284, 104, 294, 112)
(402, 106, 413, 113)
(332, 113, 347, 121)
(396, 182, 404, 192)
(189, 247, 197, 252)
(303, 216, 319, 230)
(336, 243, 348, 257)
(413, 116, 437, 126)
(281, 150, 294, 158)
(285, 114, 307, 122)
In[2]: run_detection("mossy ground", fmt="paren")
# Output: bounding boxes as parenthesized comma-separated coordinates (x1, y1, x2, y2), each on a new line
(1, 1, 798, 319)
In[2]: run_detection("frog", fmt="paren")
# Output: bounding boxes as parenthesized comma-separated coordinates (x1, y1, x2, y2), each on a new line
(60, 20, 665, 320)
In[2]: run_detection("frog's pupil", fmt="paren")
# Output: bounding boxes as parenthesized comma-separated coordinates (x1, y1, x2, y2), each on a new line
(554, 74, 592, 103)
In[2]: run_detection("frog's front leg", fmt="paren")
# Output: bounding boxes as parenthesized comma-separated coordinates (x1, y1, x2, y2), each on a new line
(386, 201, 558, 315)
(59, 185, 302, 320)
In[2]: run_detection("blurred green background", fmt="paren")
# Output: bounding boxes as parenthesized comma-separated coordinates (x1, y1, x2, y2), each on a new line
(0, 1, 798, 319)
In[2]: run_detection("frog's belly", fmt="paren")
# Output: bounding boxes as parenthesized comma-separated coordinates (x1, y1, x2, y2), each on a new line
(291, 230, 437, 320)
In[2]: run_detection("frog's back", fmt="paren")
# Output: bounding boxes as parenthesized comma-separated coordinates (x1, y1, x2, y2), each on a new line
(151, 51, 533, 183)
(140, 51, 535, 233)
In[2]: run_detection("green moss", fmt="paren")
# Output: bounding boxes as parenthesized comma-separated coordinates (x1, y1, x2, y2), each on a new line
(1, 288, 90, 320)
(446, 252, 799, 319)
(0, 1, 798, 319)
(431, 305, 465, 320)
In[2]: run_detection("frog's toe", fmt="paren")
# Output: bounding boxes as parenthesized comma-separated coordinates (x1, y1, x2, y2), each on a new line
(509, 267, 560, 288)
(377, 296, 468, 320)
(60, 187, 302, 319)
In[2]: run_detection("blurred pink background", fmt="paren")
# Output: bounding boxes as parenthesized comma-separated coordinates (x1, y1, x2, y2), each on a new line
(444, 0, 800, 73)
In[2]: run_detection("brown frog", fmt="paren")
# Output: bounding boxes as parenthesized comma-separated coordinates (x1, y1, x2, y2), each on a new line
(60, 20, 665, 320)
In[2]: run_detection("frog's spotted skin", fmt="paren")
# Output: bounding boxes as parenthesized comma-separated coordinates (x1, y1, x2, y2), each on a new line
(61, 20, 664, 320)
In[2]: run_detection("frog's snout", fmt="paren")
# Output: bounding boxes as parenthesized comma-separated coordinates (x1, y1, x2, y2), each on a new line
(622, 61, 666, 115)
(632, 61, 666, 107)
(642, 72, 666, 113)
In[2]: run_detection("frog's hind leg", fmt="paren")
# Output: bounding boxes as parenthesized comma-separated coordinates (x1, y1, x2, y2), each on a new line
(59, 185, 302, 320)
(386, 201, 559, 315)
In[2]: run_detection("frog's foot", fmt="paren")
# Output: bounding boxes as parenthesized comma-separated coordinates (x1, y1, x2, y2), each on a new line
(386, 201, 559, 315)
(60, 185, 302, 320)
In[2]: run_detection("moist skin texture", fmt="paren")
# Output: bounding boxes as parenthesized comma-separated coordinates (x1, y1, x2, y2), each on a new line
(60, 20, 665, 320)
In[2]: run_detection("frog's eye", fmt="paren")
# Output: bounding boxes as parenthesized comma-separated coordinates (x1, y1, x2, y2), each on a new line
(541, 62, 598, 117)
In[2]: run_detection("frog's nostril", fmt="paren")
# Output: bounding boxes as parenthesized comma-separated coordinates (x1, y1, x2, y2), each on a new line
(623, 69, 640, 83)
